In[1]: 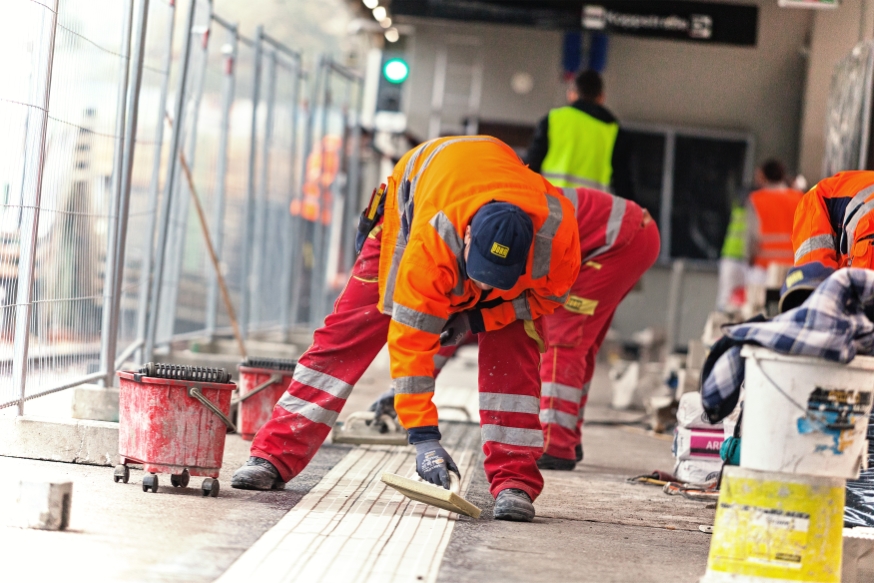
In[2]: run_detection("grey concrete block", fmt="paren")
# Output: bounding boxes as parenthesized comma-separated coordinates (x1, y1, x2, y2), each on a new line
(0, 416, 118, 466)
(843, 529, 874, 583)
(13, 481, 72, 530)
(71, 383, 119, 422)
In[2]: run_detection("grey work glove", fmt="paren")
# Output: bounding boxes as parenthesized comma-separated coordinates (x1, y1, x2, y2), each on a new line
(439, 312, 471, 346)
(414, 440, 460, 489)
(367, 388, 397, 433)
(369, 388, 397, 419)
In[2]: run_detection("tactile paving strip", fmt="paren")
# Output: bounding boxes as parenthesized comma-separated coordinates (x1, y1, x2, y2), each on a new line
(216, 424, 480, 583)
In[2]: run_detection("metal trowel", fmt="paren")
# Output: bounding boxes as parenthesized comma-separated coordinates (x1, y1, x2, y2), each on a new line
(381, 472, 482, 518)
(331, 411, 409, 446)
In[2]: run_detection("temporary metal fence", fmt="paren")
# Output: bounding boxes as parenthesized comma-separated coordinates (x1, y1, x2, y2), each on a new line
(0, 0, 366, 414)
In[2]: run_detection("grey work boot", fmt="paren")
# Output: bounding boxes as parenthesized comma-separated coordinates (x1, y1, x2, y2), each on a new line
(494, 488, 535, 522)
(575, 444, 584, 462)
(231, 457, 287, 490)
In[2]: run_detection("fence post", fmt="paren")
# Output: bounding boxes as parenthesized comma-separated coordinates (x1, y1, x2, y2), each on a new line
(134, 0, 176, 364)
(240, 25, 263, 339)
(143, 0, 198, 362)
(99, 0, 134, 386)
(205, 22, 238, 341)
(344, 80, 364, 274)
(309, 60, 332, 328)
(289, 55, 322, 330)
(158, 9, 211, 344)
(106, 0, 151, 380)
(250, 50, 277, 330)
(12, 0, 59, 415)
(279, 59, 303, 335)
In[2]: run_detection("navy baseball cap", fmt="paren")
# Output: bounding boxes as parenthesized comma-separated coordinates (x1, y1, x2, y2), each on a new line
(778, 262, 835, 313)
(466, 202, 534, 290)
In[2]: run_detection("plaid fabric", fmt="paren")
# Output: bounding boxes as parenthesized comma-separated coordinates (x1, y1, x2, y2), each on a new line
(701, 268, 874, 419)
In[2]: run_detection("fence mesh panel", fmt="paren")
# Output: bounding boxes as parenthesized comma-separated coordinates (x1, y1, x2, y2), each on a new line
(24, 0, 127, 395)
(0, 2, 365, 411)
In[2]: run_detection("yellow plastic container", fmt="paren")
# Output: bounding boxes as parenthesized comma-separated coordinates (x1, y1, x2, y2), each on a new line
(702, 467, 845, 583)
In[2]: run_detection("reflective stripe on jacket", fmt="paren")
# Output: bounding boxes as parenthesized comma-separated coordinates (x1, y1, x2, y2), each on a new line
(540, 106, 618, 190)
(747, 187, 802, 269)
(792, 171, 874, 268)
(559, 187, 645, 262)
(378, 136, 581, 430)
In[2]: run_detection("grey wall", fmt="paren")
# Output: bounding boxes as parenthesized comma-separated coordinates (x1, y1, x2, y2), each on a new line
(612, 266, 719, 349)
(403, 21, 568, 139)
(601, 0, 811, 173)
(797, 0, 874, 183)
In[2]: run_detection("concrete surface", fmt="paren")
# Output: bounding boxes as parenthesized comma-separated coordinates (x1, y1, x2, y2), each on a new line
(0, 415, 118, 466)
(0, 341, 715, 582)
(71, 384, 119, 422)
(0, 437, 352, 582)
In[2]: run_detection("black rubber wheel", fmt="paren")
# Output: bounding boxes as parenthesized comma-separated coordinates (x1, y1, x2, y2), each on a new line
(142, 473, 159, 493)
(113, 464, 130, 484)
(170, 469, 190, 488)
(202, 478, 220, 497)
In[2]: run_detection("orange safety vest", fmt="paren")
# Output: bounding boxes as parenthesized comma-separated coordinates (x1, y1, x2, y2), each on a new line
(290, 135, 341, 224)
(747, 187, 802, 269)
(792, 170, 874, 269)
(379, 136, 581, 430)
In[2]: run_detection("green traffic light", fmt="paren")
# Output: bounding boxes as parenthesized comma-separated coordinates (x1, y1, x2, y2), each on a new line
(383, 58, 409, 84)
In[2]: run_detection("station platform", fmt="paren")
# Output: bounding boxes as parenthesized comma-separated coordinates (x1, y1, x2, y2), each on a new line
(0, 346, 714, 582)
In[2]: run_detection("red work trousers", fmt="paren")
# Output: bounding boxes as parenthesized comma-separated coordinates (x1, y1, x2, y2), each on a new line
(540, 217, 660, 460)
(251, 226, 547, 500)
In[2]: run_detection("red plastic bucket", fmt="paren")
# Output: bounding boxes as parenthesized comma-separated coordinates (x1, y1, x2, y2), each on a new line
(117, 370, 236, 479)
(236, 365, 294, 440)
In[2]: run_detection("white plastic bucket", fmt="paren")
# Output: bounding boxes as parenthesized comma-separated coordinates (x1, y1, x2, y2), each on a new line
(740, 345, 874, 479)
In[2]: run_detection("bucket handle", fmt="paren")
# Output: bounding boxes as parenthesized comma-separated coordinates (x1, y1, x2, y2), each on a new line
(232, 373, 283, 406)
(750, 354, 864, 432)
(189, 386, 237, 432)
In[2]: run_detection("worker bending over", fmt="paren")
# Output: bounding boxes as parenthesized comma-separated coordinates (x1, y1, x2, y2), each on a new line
(232, 137, 581, 523)
(781, 170, 874, 311)
(370, 187, 660, 471)
(538, 187, 658, 469)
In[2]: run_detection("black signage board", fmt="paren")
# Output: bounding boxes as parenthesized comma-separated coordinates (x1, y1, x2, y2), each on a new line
(391, 0, 582, 29)
(584, 2, 758, 46)
(392, 1, 758, 47)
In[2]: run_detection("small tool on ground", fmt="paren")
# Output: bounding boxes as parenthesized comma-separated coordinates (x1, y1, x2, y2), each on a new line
(381, 472, 481, 519)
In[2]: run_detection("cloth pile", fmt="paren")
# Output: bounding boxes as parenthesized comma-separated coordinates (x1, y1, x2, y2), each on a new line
(699, 268, 874, 526)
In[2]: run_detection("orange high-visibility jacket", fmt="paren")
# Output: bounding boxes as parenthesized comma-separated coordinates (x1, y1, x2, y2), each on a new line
(378, 136, 581, 430)
(747, 187, 802, 269)
(792, 171, 874, 269)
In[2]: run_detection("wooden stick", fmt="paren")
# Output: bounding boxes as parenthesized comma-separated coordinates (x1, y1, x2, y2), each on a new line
(178, 151, 247, 359)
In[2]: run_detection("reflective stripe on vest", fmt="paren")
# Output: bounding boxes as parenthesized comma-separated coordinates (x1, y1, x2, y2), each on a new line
(795, 233, 838, 264)
(532, 192, 564, 279)
(844, 184, 874, 254)
(540, 106, 618, 190)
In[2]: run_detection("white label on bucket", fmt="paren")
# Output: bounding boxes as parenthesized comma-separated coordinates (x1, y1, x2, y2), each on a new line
(718, 503, 810, 568)
(797, 388, 872, 455)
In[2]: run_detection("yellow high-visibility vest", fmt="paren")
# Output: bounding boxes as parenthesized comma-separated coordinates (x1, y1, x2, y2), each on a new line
(540, 106, 618, 190)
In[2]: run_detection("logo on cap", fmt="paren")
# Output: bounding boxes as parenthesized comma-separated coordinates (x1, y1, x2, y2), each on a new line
(490, 242, 509, 258)
(785, 270, 804, 288)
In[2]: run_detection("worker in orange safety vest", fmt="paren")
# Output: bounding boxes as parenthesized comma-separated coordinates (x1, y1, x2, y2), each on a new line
(743, 159, 803, 285)
(781, 170, 874, 312)
(232, 136, 581, 522)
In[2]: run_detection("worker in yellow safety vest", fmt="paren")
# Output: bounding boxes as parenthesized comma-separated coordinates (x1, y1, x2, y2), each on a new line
(525, 69, 632, 201)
